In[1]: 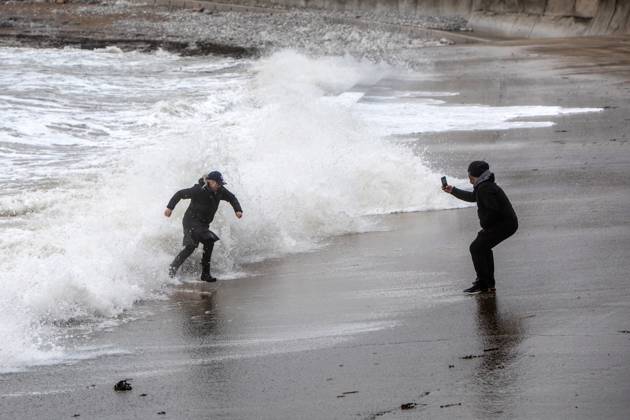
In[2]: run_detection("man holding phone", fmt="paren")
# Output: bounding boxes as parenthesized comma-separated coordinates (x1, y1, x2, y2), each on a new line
(442, 161, 518, 294)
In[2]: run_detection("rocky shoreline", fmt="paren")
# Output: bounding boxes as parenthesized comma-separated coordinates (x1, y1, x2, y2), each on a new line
(0, 0, 470, 59)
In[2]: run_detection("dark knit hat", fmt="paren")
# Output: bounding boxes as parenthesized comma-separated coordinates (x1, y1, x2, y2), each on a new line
(206, 171, 226, 185)
(468, 161, 490, 177)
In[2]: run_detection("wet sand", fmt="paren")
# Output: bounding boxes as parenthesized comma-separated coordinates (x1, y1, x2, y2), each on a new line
(2, 37, 630, 419)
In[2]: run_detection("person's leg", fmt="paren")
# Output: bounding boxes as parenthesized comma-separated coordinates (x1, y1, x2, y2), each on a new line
(169, 226, 200, 277)
(469, 234, 492, 288)
(200, 239, 216, 282)
(169, 245, 196, 277)
(195, 229, 219, 282)
(469, 224, 517, 292)
(201, 240, 214, 266)
(487, 249, 495, 289)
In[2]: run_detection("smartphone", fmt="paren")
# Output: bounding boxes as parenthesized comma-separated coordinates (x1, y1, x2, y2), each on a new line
(441, 176, 448, 188)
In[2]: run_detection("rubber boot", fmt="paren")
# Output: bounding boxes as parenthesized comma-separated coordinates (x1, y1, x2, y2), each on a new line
(200, 263, 216, 283)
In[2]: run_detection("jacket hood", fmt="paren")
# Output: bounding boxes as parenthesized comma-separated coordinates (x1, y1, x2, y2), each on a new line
(198, 177, 224, 191)
(474, 170, 495, 188)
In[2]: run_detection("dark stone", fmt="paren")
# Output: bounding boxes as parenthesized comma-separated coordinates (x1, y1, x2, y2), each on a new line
(401, 402, 417, 410)
(113, 380, 132, 392)
(460, 354, 484, 359)
(440, 402, 462, 408)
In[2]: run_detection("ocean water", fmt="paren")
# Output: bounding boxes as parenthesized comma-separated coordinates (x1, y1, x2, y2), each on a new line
(0, 47, 600, 372)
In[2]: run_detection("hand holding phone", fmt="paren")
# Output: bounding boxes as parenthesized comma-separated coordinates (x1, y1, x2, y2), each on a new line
(441, 176, 453, 193)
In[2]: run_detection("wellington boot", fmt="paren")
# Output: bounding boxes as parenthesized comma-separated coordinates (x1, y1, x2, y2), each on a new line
(200, 264, 216, 283)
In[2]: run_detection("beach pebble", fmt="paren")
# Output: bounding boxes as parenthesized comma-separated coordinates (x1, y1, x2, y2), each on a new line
(113, 379, 132, 392)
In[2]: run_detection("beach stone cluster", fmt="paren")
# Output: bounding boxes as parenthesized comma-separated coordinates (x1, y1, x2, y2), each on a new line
(0, 0, 470, 63)
(113, 4, 467, 62)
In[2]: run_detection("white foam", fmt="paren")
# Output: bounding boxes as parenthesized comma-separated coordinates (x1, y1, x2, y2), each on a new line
(355, 100, 602, 136)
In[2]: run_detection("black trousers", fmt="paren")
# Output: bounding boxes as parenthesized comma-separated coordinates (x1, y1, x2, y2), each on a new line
(469, 223, 517, 287)
(171, 229, 217, 270)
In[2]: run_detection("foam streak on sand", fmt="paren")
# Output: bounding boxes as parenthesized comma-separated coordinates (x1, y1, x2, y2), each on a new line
(0, 48, 600, 371)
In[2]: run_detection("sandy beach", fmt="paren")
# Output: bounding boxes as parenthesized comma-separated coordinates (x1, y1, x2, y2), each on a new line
(1, 2, 629, 419)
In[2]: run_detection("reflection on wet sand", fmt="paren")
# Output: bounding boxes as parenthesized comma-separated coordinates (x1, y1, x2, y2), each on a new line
(473, 295, 525, 418)
(172, 284, 221, 339)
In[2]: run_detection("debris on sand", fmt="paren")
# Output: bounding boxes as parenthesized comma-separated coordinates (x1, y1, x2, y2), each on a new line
(440, 402, 462, 408)
(336, 391, 359, 398)
(113, 379, 132, 392)
(483, 347, 500, 352)
(618, 330, 630, 334)
(400, 402, 417, 410)
(460, 354, 484, 360)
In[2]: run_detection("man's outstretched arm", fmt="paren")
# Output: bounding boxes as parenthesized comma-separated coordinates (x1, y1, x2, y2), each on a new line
(221, 188, 243, 218)
(164, 187, 194, 217)
(446, 186, 476, 203)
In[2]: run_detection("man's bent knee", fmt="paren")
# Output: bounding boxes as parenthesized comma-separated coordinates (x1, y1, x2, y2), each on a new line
(185, 245, 196, 252)
(470, 239, 489, 255)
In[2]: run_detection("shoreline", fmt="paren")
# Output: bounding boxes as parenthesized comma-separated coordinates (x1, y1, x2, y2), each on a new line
(0, 31, 257, 56)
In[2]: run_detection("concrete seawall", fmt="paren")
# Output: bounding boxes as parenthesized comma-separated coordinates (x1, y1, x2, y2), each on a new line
(213, 0, 630, 37)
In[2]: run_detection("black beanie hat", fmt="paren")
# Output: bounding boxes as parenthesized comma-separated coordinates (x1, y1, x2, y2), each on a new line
(206, 171, 225, 185)
(468, 161, 490, 177)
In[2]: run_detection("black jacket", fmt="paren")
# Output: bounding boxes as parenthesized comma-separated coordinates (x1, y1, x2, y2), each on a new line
(451, 174, 517, 230)
(167, 178, 242, 227)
